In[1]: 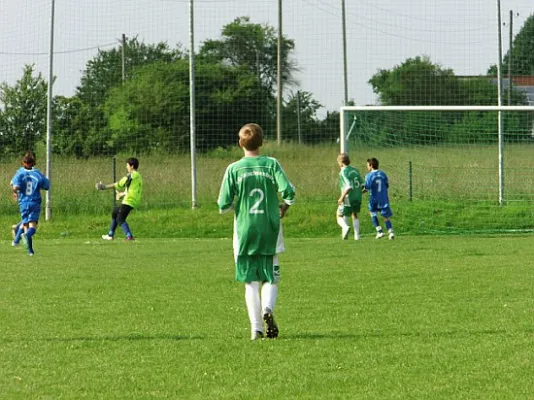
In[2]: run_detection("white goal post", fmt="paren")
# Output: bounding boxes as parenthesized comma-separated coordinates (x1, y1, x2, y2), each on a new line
(340, 105, 534, 205)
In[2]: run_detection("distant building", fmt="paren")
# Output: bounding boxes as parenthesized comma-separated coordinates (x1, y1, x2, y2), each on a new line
(494, 75, 534, 105)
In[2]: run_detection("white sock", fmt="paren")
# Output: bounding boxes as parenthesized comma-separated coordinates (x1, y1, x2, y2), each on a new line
(245, 282, 263, 333)
(353, 218, 360, 237)
(336, 216, 349, 229)
(261, 282, 278, 314)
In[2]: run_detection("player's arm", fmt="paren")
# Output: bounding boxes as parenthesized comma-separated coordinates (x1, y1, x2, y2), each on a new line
(338, 169, 353, 204)
(338, 187, 351, 205)
(11, 183, 20, 201)
(274, 161, 295, 206)
(96, 175, 126, 191)
(96, 182, 116, 190)
(217, 166, 235, 213)
(41, 174, 51, 191)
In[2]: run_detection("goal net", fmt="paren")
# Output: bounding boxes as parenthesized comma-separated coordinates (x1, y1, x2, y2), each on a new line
(340, 105, 534, 234)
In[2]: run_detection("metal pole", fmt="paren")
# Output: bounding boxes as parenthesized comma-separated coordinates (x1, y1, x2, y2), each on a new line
(408, 161, 413, 202)
(296, 91, 301, 143)
(112, 156, 117, 208)
(496, 0, 504, 205)
(508, 10, 513, 106)
(276, 0, 282, 144)
(122, 33, 126, 83)
(341, 0, 348, 105)
(189, 0, 198, 208)
(45, 0, 55, 221)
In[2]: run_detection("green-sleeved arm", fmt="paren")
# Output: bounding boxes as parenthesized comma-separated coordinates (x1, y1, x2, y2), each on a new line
(217, 165, 235, 213)
(274, 160, 295, 205)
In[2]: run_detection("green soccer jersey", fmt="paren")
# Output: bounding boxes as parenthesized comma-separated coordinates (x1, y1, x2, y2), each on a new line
(218, 155, 295, 256)
(339, 165, 364, 204)
(114, 170, 143, 209)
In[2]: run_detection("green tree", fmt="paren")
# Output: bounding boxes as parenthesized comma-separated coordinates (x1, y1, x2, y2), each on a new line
(0, 64, 48, 156)
(103, 60, 269, 153)
(53, 38, 186, 157)
(198, 16, 298, 95)
(369, 56, 462, 105)
(77, 37, 185, 107)
(282, 90, 323, 143)
(489, 14, 534, 76)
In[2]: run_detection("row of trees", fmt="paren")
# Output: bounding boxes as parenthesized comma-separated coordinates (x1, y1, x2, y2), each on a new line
(1, 15, 533, 158)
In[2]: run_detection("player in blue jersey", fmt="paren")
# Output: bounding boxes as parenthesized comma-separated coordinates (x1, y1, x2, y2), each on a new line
(10, 151, 50, 255)
(363, 157, 395, 240)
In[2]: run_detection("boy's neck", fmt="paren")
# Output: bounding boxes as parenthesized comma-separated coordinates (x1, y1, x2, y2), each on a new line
(244, 149, 260, 157)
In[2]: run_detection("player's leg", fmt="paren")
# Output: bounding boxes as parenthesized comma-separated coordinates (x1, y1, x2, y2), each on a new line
(237, 255, 264, 340)
(382, 207, 394, 239)
(102, 206, 120, 240)
(260, 254, 280, 339)
(352, 201, 362, 240)
(22, 205, 41, 255)
(12, 221, 24, 246)
(369, 209, 384, 238)
(336, 205, 351, 240)
(24, 221, 38, 256)
(116, 205, 134, 240)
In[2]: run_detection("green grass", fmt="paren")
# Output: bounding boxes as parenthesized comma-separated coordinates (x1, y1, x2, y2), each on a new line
(1, 236, 533, 399)
(2, 142, 534, 235)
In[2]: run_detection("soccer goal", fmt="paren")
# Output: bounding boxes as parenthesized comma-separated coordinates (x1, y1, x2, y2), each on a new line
(339, 105, 534, 233)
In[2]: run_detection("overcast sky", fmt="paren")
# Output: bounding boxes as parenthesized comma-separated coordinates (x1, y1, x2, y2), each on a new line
(0, 0, 533, 115)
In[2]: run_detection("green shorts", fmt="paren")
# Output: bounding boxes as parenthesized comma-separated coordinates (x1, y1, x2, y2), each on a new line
(236, 255, 280, 284)
(337, 201, 361, 217)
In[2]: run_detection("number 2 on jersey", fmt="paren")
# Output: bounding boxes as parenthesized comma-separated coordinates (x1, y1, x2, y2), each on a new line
(249, 188, 265, 214)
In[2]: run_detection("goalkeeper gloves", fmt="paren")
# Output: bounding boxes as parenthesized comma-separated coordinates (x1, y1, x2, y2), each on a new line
(95, 182, 106, 191)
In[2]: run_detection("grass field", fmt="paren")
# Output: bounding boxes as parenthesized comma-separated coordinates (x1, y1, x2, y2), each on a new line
(1, 236, 533, 399)
(2, 142, 534, 235)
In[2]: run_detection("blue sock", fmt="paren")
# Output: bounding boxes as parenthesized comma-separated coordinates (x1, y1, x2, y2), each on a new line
(120, 222, 132, 239)
(385, 220, 393, 231)
(14, 226, 24, 244)
(371, 216, 380, 228)
(26, 227, 36, 253)
(108, 220, 118, 237)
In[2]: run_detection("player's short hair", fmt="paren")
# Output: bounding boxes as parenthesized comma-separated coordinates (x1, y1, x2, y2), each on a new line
(338, 153, 350, 165)
(367, 157, 379, 169)
(239, 123, 263, 151)
(22, 151, 36, 169)
(127, 157, 139, 169)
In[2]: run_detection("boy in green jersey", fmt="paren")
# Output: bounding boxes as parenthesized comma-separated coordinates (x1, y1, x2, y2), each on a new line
(336, 153, 364, 240)
(218, 123, 295, 340)
(96, 157, 143, 241)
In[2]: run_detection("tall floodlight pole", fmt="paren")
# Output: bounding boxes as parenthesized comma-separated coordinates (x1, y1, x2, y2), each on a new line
(122, 33, 126, 83)
(341, 0, 348, 105)
(507, 10, 513, 106)
(496, 0, 504, 205)
(189, 0, 198, 208)
(45, 0, 56, 221)
(276, 0, 282, 144)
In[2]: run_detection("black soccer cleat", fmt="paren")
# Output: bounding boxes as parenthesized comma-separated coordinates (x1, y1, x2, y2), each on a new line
(263, 308, 279, 339)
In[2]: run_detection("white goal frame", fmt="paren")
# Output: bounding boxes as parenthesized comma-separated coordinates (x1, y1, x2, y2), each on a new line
(340, 105, 534, 205)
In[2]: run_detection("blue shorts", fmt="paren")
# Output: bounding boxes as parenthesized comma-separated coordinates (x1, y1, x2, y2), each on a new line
(20, 203, 41, 224)
(369, 204, 393, 218)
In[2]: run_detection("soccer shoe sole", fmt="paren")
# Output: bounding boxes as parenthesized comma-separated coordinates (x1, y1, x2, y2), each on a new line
(263, 311, 279, 339)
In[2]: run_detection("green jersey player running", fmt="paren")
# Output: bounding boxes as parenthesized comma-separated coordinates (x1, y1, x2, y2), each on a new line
(218, 123, 296, 340)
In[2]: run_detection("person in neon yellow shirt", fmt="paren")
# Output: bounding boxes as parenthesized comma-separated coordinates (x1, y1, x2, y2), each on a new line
(96, 157, 143, 241)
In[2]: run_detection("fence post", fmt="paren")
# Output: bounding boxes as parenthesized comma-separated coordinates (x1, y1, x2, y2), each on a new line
(408, 161, 413, 202)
